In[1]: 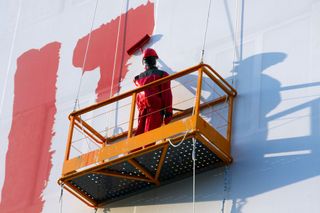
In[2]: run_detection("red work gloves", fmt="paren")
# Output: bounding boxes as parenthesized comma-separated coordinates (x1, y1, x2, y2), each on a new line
(163, 112, 172, 125)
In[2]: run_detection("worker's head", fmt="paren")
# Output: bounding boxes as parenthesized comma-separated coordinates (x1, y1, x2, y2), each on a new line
(142, 48, 158, 69)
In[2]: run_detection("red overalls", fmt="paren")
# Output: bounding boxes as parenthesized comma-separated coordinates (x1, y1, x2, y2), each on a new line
(134, 68, 172, 135)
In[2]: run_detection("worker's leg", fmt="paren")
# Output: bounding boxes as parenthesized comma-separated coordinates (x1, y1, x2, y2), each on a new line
(135, 108, 147, 135)
(145, 108, 163, 132)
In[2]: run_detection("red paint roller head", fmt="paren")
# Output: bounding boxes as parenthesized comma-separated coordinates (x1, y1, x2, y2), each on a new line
(126, 34, 151, 55)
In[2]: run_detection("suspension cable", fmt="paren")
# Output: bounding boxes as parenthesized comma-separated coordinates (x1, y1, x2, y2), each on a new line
(110, 0, 125, 98)
(231, 0, 241, 88)
(70, 0, 100, 160)
(221, 1, 241, 211)
(73, 0, 100, 111)
(200, 0, 213, 63)
(104, 0, 126, 138)
(166, 90, 199, 212)
(192, 138, 197, 213)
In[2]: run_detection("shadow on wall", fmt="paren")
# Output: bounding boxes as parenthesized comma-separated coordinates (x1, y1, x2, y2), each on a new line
(103, 52, 320, 212)
(230, 52, 320, 212)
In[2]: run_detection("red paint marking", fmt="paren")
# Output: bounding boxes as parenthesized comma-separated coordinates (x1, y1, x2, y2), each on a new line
(73, 1, 155, 102)
(0, 42, 61, 213)
(0, 2, 155, 212)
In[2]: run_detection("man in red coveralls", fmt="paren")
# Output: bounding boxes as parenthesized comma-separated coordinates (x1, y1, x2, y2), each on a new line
(134, 48, 173, 135)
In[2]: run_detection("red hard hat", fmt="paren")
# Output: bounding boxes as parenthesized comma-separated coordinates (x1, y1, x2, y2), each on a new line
(143, 48, 158, 59)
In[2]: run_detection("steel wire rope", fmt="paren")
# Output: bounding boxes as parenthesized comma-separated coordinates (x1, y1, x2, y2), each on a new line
(202, 99, 229, 120)
(215, 123, 228, 130)
(87, 77, 195, 140)
(138, 96, 195, 122)
(86, 78, 194, 139)
(73, 0, 99, 111)
(99, 96, 196, 136)
(83, 77, 194, 122)
(202, 77, 223, 97)
(165, 93, 199, 209)
(103, 0, 126, 138)
(194, 1, 215, 211)
(70, 0, 100, 166)
(96, 59, 199, 95)
(192, 137, 197, 213)
(200, 106, 229, 137)
(222, 0, 241, 212)
(230, 0, 241, 89)
(71, 144, 84, 155)
(99, 92, 194, 138)
(200, 103, 229, 123)
(84, 63, 194, 99)
(109, 0, 125, 98)
(71, 136, 94, 145)
(73, 124, 100, 151)
(166, 86, 198, 149)
(201, 100, 229, 122)
(200, 0, 213, 63)
(73, 127, 101, 149)
(202, 82, 222, 98)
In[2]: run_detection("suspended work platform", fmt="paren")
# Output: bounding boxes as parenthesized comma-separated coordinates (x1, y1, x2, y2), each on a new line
(58, 64, 237, 207)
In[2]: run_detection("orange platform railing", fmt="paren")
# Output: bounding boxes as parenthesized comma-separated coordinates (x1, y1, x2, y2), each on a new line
(58, 63, 237, 207)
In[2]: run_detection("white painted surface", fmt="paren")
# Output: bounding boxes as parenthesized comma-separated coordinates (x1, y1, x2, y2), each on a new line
(0, 0, 319, 212)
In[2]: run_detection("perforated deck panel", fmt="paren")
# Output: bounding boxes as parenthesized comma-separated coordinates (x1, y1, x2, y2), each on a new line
(67, 138, 223, 205)
(157, 139, 223, 182)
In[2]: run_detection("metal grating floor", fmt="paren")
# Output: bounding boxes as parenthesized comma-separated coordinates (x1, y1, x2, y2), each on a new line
(68, 138, 224, 205)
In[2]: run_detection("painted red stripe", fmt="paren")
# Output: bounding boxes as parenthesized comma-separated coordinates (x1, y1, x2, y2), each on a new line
(0, 42, 61, 213)
(73, 1, 155, 102)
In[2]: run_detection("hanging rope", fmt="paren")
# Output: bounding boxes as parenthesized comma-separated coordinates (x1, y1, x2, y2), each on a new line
(167, 130, 191, 148)
(231, 0, 241, 88)
(192, 138, 197, 213)
(166, 93, 197, 148)
(70, 0, 101, 161)
(166, 94, 199, 212)
(167, 127, 197, 213)
(104, 0, 126, 138)
(73, 0, 100, 111)
(200, 0, 213, 63)
(110, 0, 125, 98)
(220, 2, 242, 210)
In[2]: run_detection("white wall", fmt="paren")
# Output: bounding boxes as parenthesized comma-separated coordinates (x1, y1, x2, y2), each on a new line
(0, 0, 320, 213)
